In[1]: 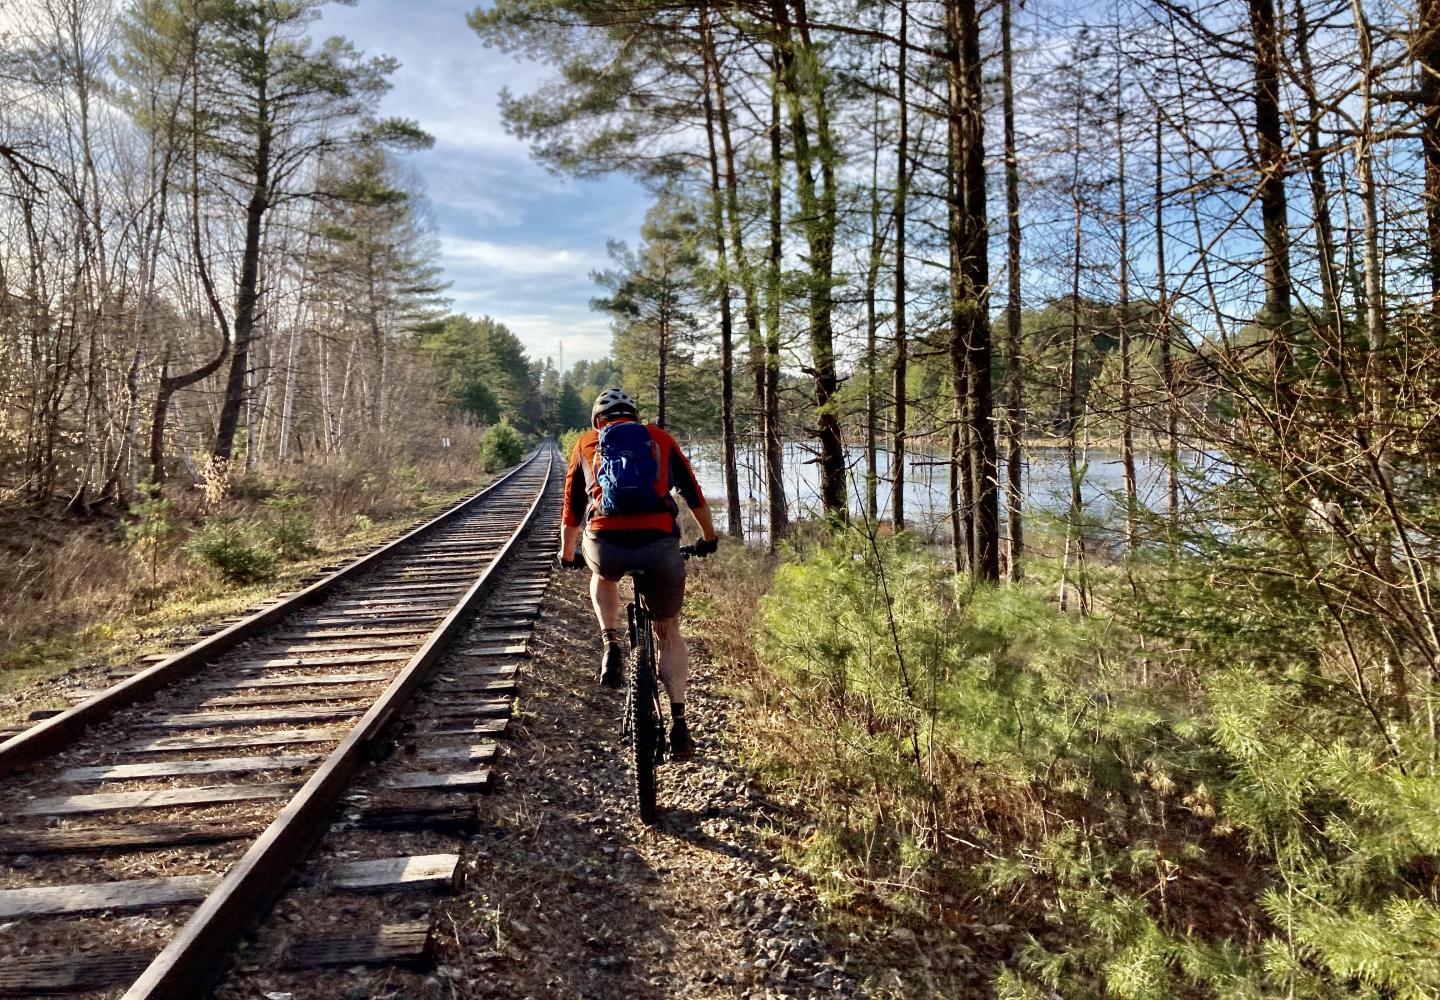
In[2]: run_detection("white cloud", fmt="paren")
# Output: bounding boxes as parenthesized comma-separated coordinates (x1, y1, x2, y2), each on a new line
(504, 313, 613, 364)
(315, 2, 643, 367)
(318, 2, 540, 162)
(438, 235, 602, 277)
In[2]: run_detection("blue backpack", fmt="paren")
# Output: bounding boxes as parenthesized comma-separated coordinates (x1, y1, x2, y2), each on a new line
(595, 422, 664, 515)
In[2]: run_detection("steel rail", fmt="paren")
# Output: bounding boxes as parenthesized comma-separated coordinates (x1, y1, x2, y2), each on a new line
(121, 442, 557, 999)
(0, 448, 547, 778)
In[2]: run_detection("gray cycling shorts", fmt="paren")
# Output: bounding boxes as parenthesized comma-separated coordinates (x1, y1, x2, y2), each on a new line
(581, 533, 687, 619)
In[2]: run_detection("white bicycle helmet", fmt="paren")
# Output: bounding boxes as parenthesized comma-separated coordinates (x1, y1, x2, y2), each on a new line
(591, 387, 639, 427)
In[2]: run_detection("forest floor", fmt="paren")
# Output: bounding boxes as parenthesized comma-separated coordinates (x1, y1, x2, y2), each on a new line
(424, 563, 994, 1000)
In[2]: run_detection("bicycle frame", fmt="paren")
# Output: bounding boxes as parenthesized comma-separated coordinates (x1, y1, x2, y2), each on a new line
(617, 545, 696, 824)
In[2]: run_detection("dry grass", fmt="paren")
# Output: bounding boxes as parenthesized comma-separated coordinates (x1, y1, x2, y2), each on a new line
(0, 432, 495, 709)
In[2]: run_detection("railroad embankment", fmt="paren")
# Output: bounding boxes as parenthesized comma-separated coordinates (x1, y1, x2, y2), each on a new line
(1, 443, 490, 725)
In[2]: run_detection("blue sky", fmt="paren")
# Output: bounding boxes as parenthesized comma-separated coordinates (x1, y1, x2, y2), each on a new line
(317, 0, 647, 366)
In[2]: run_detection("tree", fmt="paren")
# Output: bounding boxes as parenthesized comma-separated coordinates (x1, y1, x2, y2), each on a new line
(555, 381, 590, 432)
(195, 0, 429, 463)
(1000, 0, 1024, 578)
(0, 0, 453, 504)
(591, 194, 702, 431)
(308, 148, 447, 436)
(892, 0, 911, 535)
(947, 0, 998, 580)
(772, 0, 846, 521)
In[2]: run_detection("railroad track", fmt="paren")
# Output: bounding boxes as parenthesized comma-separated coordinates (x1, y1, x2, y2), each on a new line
(0, 444, 560, 998)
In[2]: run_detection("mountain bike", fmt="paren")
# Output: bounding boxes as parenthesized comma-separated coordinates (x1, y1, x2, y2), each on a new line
(622, 544, 696, 825)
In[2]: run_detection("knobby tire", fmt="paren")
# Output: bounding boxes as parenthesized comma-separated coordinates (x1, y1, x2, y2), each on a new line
(630, 639, 660, 825)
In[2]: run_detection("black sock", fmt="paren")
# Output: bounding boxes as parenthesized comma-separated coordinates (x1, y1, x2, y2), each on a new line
(601, 628, 622, 646)
(671, 702, 685, 719)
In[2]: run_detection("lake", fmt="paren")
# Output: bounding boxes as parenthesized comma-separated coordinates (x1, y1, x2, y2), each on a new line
(683, 440, 1185, 541)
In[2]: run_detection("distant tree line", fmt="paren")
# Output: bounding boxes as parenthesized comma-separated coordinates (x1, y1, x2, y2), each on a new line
(420, 314, 590, 436)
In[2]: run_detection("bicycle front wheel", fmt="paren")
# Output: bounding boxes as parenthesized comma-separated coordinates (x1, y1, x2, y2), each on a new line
(629, 643, 660, 825)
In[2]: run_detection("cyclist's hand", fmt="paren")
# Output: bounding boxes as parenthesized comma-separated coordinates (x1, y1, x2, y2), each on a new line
(692, 536, 719, 558)
(556, 552, 585, 571)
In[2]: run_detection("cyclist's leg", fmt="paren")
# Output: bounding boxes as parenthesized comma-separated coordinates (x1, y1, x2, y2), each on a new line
(633, 539, 688, 705)
(653, 615, 688, 704)
(589, 571, 622, 633)
(581, 532, 627, 688)
(581, 531, 625, 631)
(654, 613, 695, 758)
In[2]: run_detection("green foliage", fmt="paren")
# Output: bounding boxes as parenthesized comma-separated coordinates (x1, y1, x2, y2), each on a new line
(312, 149, 447, 348)
(122, 479, 175, 593)
(558, 427, 585, 459)
(555, 381, 590, 433)
(479, 420, 525, 472)
(420, 315, 539, 429)
(591, 192, 720, 435)
(749, 525, 1440, 999)
(261, 485, 316, 561)
(565, 357, 622, 400)
(186, 516, 276, 584)
(758, 529, 1138, 791)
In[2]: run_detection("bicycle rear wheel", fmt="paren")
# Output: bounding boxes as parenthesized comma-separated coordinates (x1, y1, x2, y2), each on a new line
(630, 639, 661, 825)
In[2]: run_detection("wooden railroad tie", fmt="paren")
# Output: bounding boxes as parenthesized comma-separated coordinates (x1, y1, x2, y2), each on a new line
(0, 853, 463, 920)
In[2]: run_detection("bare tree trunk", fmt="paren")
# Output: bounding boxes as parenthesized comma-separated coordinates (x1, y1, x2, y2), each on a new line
(1154, 110, 1179, 533)
(213, 47, 272, 463)
(1061, 97, 1085, 613)
(712, 32, 768, 535)
(55, 0, 109, 514)
(1417, 0, 1440, 314)
(947, 4, 969, 574)
(775, 0, 845, 520)
(1292, 0, 1342, 327)
(1351, 0, 1406, 721)
(864, 133, 883, 525)
(1115, 47, 1137, 552)
(951, 0, 998, 580)
(103, 342, 143, 500)
(1002, 0, 1024, 580)
(1250, 0, 1293, 351)
(151, 50, 232, 482)
(891, 0, 909, 534)
(699, 1, 744, 540)
(277, 314, 302, 463)
(764, 42, 790, 546)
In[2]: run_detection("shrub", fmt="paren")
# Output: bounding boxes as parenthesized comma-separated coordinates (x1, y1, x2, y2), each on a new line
(195, 454, 231, 511)
(186, 516, 275, 583)
(261, 485, 316, 561)
(558, 427, 585, 458)
(744, 520, 1440, 999)
(122, 480, 175, 593)
(479, 420, 525, 472)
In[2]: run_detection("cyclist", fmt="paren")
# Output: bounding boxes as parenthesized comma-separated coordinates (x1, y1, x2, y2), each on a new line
(557, 388, 718, 760)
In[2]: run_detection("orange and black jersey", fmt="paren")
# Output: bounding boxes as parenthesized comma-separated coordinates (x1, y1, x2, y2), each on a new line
(563, 421, 706, 537)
